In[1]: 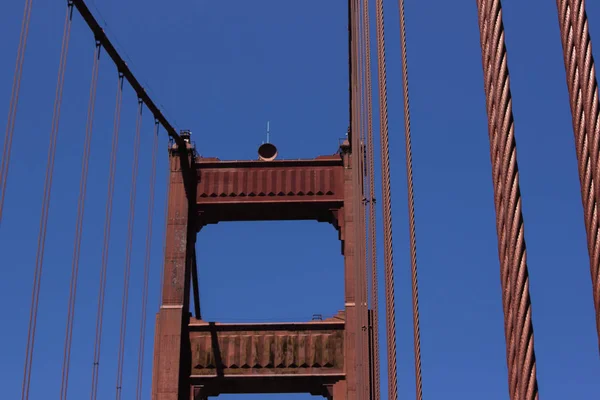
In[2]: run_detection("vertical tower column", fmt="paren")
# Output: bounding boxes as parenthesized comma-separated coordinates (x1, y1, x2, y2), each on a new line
(152, 142, 195, 400)
(340, 141, 363, 400)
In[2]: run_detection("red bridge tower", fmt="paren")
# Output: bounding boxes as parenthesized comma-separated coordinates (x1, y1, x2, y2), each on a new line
(151, 136, 373, 400)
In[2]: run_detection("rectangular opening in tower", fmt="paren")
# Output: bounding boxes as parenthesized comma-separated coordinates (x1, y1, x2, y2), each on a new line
(194, 220, 344, 323)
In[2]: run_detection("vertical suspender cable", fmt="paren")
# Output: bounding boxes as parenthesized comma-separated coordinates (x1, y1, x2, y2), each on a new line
(135, 121, 159, 400)
(115, 99, 144, 400)
(475, 1, 540, 399)
(60, 40, 101, 400)
(555, 0, 600, 352)
(396, 1, 424, 398)
(361, 0, 381, 400)
(0, 0, 33, 225)
(21, 4, 73, 399)
(373, 1, 399, 400)
(90, 73, 124, 400)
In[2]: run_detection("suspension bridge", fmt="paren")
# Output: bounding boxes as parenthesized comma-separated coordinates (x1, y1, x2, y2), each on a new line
(1, 1, 599, 399)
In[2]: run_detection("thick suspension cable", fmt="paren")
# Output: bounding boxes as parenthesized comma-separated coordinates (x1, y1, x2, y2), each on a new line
(21, 4, 73, 399)
(60, 41, 101, 400)
(373, 1, 399, 399)
(555, 0, 600, 351)
(0, 0, 33, 225)
(397, 1, 424, 398)
(135, 121, 159, 400)
(90, 73, 124, 400)
(361, 0, 381, 399)
(476, 1, 539, 399)
(115, 99, 144, 400)
(476, 4, 515, 388)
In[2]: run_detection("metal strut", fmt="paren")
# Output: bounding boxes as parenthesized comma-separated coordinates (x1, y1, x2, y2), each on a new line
(70, 0, 180, 141)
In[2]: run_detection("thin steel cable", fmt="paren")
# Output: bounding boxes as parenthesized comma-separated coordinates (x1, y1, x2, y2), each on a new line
(115, 99, 144, 400)
(475, 1, 540, 399)
(556, 0, 600, 351)
(90, 73, 124, 400)
(397, 1, 424, 398)
(361, 0, 381, 399)
(21, 5, 73, 399)
(374, 1, 399, 399)
(135, 121, 159, 400)
(0, 0, 33, 225)
(60, 41, 101, 400)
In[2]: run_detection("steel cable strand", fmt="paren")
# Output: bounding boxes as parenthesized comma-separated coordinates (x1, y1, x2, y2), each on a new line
(476, 1, 540, 399)
(476, 1, 518, 396)
(571, 0, 600, 199)
(135, 121, 159, 400)
(489, 1, 521, 395)
(115, 100, 144, 400)
(0, 0, 33, 225)
(489, 2, 539, 397)
(374, 0, 399, 399)
(90, 74, 124, 400)
(562, 0, 600, 350)
(60, 42, 101, 400)
(486, 0, 532, 397)
(555, 0, 595, 239)
(21, 5, 73, 399)
(396, 1, 424, 398)
(361, 0, 381, 399)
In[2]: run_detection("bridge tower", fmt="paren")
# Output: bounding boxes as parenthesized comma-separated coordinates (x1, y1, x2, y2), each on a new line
(151, 133, 372, 400)
(151, 0, 370, 397)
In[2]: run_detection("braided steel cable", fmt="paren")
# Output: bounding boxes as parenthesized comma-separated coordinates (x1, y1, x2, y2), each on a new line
(115, 99, 144, 400)
(60, 41, 101, 400)
(373, 1, 399, 399)
(361, 0, 381, 399)
(476, 1, 539, 399)
(396, 1, 424, 398)
(476, 6, 517, 393)
(21, 4, 73, 399)
(556, 0, 600, 351)
(0, 0, 33, 225)
(90, 73, 123, 400)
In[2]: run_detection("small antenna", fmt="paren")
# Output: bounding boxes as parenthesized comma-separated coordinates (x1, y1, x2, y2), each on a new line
(266, 121, 271, 144)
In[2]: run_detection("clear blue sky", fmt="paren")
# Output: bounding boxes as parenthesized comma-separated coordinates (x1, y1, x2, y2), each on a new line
(1, 0, 599, 399)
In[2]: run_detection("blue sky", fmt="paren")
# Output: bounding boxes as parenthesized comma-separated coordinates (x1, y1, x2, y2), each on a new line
(1, 0, 599, 399)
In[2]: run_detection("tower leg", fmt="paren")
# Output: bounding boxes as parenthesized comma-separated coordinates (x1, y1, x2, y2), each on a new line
(152, 150, 195, 400)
